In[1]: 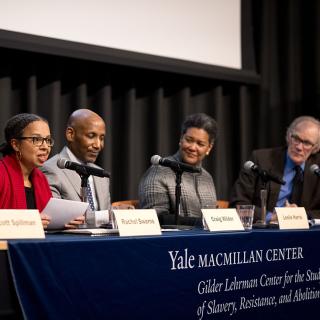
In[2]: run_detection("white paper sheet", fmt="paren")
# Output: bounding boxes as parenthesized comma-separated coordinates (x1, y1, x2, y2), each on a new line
(42, 198, 89, 230)
(62, 228, 119, 236)
(309, 219, 320, 226)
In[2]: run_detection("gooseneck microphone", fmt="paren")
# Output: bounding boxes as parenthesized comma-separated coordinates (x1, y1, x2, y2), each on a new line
(151, 155, 201, 173)
(57, 158, 110, 178)
(244, 161, 285, 185)
(310, 164, 320, 177)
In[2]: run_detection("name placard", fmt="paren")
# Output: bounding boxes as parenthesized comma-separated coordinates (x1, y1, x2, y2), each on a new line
(275, 207, 309, 230)
(113, 209, 162, 236)
(202, 208, 244, 232)
(0, 210, 45, 239)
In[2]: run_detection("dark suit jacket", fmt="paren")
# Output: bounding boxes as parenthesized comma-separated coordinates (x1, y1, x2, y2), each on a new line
(229, 147, 320, 221)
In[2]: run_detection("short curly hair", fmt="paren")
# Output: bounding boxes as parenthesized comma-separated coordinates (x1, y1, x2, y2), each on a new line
(181, 113, 217, 144)
(0, 113, 47, 156)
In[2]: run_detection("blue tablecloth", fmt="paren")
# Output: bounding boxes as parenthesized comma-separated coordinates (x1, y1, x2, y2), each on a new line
(7, 228, 320, 320)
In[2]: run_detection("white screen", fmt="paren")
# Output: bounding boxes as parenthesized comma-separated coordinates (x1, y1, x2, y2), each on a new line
(0, 0, 241, 69)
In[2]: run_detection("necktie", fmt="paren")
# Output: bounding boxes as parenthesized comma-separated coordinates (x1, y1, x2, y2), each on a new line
(289, 165, 303, 206)
(86, 180, 95, 211)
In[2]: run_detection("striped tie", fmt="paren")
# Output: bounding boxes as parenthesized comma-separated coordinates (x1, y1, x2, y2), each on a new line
(86, 180, 95, 211)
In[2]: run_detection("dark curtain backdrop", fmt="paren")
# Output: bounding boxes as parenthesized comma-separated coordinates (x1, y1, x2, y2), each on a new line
(0, 0, 319, 203)
(253, 0, 320, 147)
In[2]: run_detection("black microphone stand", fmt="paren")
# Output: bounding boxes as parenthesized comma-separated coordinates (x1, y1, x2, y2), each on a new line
(160, 168, 193, 230)
(174, 170, 183, 226)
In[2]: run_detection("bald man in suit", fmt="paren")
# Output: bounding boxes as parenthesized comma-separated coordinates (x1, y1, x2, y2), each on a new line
(41, 109, 110, 216)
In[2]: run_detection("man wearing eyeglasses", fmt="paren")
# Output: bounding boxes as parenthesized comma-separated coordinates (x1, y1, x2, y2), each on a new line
(41, 109, 110, 227)
(230, 116, 320, 222)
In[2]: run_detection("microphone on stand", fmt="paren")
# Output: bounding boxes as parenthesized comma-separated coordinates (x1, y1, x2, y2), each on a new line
(244, 161, 285, 185)
(151, 155, 201, 173)
(57, 158, 110, 178)
(310, 164, 320, 177)
(151, 155, 199, 229)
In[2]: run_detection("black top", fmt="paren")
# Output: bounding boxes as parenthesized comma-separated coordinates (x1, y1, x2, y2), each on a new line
(25, 187, 36, 209)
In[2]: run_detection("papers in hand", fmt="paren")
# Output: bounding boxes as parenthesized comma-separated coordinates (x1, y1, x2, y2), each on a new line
(42, 198, 89, 230)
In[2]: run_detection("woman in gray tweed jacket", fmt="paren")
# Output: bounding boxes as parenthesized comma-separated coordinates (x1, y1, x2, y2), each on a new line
(139, 113, 217, 226)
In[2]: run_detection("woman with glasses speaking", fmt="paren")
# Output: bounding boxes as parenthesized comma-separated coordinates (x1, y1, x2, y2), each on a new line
(0, 113, 53, 228)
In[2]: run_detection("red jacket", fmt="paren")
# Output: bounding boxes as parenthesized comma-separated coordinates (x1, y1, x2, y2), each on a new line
(0, 154, 52, 211)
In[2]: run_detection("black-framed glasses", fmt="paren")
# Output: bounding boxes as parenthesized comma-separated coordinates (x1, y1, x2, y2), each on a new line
(17, 136, 54, 147)
(290, 133, 315, 149)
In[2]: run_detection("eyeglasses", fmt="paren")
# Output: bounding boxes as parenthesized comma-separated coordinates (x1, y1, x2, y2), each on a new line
(17, 136, 54, 147)
(290, 133, 315, 149)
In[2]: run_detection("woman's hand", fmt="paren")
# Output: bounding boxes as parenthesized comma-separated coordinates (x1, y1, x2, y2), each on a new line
(40, 213, 51, 229)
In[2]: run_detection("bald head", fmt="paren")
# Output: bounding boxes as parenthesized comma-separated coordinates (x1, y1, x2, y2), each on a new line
(67, 109, 105, 129)
(66, 109, 106, 163)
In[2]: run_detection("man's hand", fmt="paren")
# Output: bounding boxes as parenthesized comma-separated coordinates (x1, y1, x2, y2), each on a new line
(112, 204, 135, 210)
(285, 199, 298, 208)
(65, 215, 85, 229)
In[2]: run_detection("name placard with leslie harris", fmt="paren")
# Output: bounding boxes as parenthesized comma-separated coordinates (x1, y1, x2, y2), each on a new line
(275, 207, 309, 230)
(113, 209, 162, 236)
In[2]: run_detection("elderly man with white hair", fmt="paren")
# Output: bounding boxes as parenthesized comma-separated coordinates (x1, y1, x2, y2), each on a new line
(230, 116, 320, 222)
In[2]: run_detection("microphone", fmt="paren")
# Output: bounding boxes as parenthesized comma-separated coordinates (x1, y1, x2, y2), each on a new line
(151, 155, 201, 173)
(244, 161, 285, 185)
(57, 158, 110, 178)
(310, 164, 320, 177)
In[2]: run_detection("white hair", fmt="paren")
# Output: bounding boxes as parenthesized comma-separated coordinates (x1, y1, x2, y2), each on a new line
(286, 116, 320, 153)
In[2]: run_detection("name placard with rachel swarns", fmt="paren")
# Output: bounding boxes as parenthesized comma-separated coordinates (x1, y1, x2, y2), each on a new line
(113, 209, 162, 236)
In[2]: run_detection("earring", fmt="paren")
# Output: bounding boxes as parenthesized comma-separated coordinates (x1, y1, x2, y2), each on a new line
(16, 150, 22, 161)
(206, 152, 209, 156)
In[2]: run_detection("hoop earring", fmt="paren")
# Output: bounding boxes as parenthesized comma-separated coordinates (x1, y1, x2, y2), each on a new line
(16, 150, 22, 161)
